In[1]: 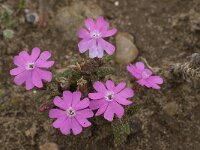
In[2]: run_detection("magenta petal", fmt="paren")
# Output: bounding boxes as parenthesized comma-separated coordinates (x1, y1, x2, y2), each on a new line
(93, 81, 106, 93)
(149, 76, 163, 84)
(53, 96, 68, 110)
(71, 118, 83, 135)
(103, 103, 114, 121)
(77, 109, 94, 118)
(105, 80, 115, 90)
(85, 18, 95, 31)
(31, 47, 40, 61)
(111, 101, 124, 119)
(75, 98, 89, 110)
(13, 56, 26, 66)
(72, 91, 81, 107)
(115, 87, 134, 98)
(78, 38, 93, 53)
(36, 61, 55, 68)
(113, 82, 126, 93)
(127, 64, 142, 79)
(14, 71, 28, 85)
(36, 68, 52, 82)
(95, 16, 104, 30)
(88, 92, 104, 100)
(32, 69, 43, 88)
(19, 51, 30, 61)
(60, 118, 71, 135)
(78, 28, 89, 38)
(53, 116, 67, 128)
(10, 67, 25, 75)
(25, 71, 34, 90)
(95, 101, 108, 116)
(89, 99, 105, 110)
(63, 91, 73, 107)
(136, 62, 145, 70)
(102, 28, 117, 37)
(36, 51, 51, 62)
(98, 38, 115, 55)
(49, 109, 66, 118)
(75, 115, 91, 127)
(114, 97, 133, 105)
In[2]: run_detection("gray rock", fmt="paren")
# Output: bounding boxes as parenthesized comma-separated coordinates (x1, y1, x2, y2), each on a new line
(55, 1, 103, 41)
(163, 102, 180, 116)
(115, 32, 139, 64)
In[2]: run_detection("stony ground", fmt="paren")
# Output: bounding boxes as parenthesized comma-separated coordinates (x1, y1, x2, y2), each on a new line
(0, 0, 200, 150)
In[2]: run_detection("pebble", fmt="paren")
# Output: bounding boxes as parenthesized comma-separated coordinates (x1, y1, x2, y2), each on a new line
(3, 29, 14, 39)
(163, 102, 180, 116)
(115, 32, 139, 64)
(39, 142, 59, 150)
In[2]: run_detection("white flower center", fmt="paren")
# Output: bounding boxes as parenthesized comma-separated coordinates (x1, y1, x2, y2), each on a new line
(26, 62, 35, 70)
(66, 107, 76, 117)
(90, 30, 101, 39)
(142, 70, 150, 79)
(105, 91, 114, 101)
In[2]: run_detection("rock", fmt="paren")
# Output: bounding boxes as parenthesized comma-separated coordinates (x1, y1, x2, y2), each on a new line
(55, 1, 103, 41)
(115, 32, 139, 64)
(163, 102, 180, 116)
(25, 123, 37, 138)
(39, 142, 59, 150)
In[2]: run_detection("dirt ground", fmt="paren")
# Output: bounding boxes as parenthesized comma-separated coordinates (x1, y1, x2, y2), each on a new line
(0, 0, 200, 149)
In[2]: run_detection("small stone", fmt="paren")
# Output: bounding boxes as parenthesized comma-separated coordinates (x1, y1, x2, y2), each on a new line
(25, 11, 39, 25)
(115, 32, 139, 64)
(25, 123, 37, 138)
(3, 29, 14, 39)
(39, 142, 59, 150)
(114, 1, 119, 6)
(163, 102, 179, 116)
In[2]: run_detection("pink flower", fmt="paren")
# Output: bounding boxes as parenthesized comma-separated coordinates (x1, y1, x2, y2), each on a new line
(78, 16, 117, 58)
(89, 80, 134, 122)
(49, 91, 94, 135)
(127, 62, 163, 89)
(10, 47, 55, 90)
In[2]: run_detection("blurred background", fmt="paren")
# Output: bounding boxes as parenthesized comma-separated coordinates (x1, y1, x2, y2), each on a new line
(0, 0, 200, 149)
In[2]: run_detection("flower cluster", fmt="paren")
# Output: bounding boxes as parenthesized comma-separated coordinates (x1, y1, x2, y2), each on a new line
(10, 16, 163, 135)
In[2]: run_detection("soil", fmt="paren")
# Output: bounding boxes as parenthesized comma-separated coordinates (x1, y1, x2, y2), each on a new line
(0, 0, 200, 150)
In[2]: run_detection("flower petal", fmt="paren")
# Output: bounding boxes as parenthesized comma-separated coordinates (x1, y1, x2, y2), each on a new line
(75, 98, 90, 110)
(89, 99, 105, 110)
(88, 92, 104, 100)
(98, 38, 115, 55)
(72, 91, 81, 107)
(93, 81, 106, 93)
(53, 116, 67, 128)
(127, 64, 142, 79)
(13, 56, 26, 66)
(25, 71, 34, 90)
(78, 38, 93, 53)
(95, 16, 104, 31)
(103, 103, 114, 121)
(71, 118, 83, 135)
(36, 61, 55, 68)
(49, 109, 66, 118)
(32, 69, 43, 88)
(53, 96, 68, 110)
(102, 28, 117, 37)
(36, 51, 51, 62)
(111, 101, 124, 119)
(113, 82, 126, 93)
(19, 51, 30, 62)
(10, 67, 25, 75)
(115, 87, 134, 98)
(31, 47, 41, 62)
(60, 118, 71, 135)
(105, 80, 115, 91)
(85, 18, 95, 31)
(14, 71, 28, 85)
(35, 68, 52, 82)
(136, 62, 145, 70)
(75, 115, 91, 127)
(77, 109, 94, 118)
(78, 28, 89, 38)
(95, 101, 108, 116)
(63, 91, 73, 107)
